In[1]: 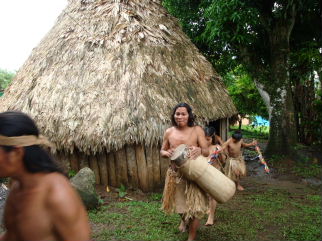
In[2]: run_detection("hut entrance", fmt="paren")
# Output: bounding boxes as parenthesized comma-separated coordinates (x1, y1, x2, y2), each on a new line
(208, 118, 229, 141)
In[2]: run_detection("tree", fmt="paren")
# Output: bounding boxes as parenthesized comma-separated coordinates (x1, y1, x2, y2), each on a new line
(163, 0, 321, 156)
(0, 69, 15, 95)
(224, 66, 268, 129)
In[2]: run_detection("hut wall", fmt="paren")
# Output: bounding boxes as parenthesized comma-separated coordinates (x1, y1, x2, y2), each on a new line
(219, 118, 229, 141)
(57, 144, 167, 192)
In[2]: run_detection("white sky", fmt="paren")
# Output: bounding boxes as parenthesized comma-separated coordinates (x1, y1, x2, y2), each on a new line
(0, 0, 67, 72)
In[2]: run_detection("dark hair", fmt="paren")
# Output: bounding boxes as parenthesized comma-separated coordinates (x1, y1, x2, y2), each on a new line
(171, 103, 195, 127)
(0, 111, 62, 174)
(204, 126, 216, 137)
(232, 130, 243, 141)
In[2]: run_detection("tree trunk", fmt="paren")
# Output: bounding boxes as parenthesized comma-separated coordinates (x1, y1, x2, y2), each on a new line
(265, 20, 297, 156)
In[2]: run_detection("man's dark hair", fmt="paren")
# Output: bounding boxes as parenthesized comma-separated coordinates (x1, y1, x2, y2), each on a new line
(0, 111, 62, 174)
(171, 102, 195, 127)
(232, 130, 243, 141)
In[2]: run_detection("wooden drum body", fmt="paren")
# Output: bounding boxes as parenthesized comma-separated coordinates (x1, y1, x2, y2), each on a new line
(170, 144, 236, 203)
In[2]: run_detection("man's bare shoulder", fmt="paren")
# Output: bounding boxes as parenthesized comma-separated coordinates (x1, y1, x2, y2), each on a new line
(44, 173, 75, 197)
(164, 127, 176, 135)
(194, 125, 204, 133)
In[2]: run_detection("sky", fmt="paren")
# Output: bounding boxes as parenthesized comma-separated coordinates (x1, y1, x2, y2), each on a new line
(0, 0, 67, 72)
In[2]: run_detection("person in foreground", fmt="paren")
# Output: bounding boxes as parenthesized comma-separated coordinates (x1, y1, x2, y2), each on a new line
(160, 103, 209, 241)
(221, 130, 257, 191)
(0, 111, 90, 241)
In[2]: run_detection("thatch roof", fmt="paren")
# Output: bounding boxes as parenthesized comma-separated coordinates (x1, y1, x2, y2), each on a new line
(0, 0, 236, 154)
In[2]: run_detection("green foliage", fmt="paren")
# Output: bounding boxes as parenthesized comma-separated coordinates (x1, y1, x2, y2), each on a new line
(67, 169, 77, 178)
(224, 66, 268, 118)
(230, 125, 269, 140)
(0, 69, 15, 94)
(149, 193, 163, 201)
(117, 184, 127, 198)
(292, 162, 321, 178)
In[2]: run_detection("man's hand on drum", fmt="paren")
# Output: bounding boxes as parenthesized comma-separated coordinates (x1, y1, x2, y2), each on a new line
(189, 146, 201, 160)
(164, 149, 174, 158)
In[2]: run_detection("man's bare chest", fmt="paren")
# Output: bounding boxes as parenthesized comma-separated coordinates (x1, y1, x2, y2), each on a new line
(168, 131, 197, 148)
(4, 191, 52, 240)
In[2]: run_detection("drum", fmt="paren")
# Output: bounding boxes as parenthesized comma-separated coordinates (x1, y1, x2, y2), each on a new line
(170, 144, 236, 203)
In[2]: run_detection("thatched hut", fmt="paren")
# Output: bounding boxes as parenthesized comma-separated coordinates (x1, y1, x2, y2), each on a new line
(0, 0, 236, 191)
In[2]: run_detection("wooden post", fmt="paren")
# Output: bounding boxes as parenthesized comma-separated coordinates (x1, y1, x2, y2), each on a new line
(135, 144, 149, 192)
(97, 152, 109, 185)
(114, 148, 129, 186)
(70, 152, 79, 172)
(55, 152, 71, 173)
(79, 154, 89, 169)
(159, 153, 169, 185)
(125, 145, 139, 188)
(145, 145, 154, 191)
(89, 156, 101, 184)
(107, 152, 117, 187)
(152, 145, 161, 189)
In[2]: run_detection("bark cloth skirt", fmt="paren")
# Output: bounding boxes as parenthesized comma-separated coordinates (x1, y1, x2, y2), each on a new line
(224, 155, 246, 182)
(161, 166, 208, 222)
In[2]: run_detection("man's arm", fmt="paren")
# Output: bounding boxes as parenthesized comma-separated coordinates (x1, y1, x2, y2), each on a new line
(220, 138, 231, 151)
(215, 135, 224, 145)
(160, 128, 173, 158)
(196, 126, 209, 157)
(47, 175, 90, 241)
(241, 139, 257, 148)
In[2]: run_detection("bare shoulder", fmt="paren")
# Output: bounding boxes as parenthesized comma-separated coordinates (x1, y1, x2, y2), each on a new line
(45, 173, 79, 206)
(194, 125, 204, 134)
(164, 126, 175, 136)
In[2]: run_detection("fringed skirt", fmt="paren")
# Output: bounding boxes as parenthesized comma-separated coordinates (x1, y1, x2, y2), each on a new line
(224, 156, 246, 182)
(161, 167, 208, 221)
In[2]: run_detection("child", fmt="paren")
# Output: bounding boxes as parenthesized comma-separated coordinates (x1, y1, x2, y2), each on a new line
(221, 130, 257, 191)
(204, 126, 224, 226)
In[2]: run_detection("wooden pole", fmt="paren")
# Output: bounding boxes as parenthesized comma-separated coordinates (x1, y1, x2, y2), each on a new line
(114, 148, 129, 186)
(89, 156, 101, 184)
(159, 153, 169, 185)
(145, 145, 154, 190)
(152, 145, 161, 189)
(79, 154, 89, 169)
(125, 145, 139, 188)
(135, 144, 149, 192)
(107, 152, 117, 187)
(70, 152, 79, 172)
(97, 152, 109, 185)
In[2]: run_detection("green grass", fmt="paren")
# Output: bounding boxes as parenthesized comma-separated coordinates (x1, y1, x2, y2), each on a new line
(89, 187, 321, 241)
(229, 125, 269, 140)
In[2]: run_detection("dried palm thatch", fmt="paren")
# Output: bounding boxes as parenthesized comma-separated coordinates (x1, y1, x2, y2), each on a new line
(0, 0, 236, 154)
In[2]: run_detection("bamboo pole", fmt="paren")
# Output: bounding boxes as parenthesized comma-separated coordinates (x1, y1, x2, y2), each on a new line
(125, 145, 139, 188)
(135, 144, 149, 192)
(97, 152, 109, 185)
(107, 152, 117, 187)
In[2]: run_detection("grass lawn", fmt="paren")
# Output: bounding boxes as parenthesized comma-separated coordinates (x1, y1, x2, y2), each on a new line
(89, 125, 321, 241)
(90, 177, 321, 241)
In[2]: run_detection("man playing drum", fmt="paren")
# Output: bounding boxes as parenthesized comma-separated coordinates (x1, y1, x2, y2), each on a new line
(0, 111, 90, 241)
(160, 103, 209, 241)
